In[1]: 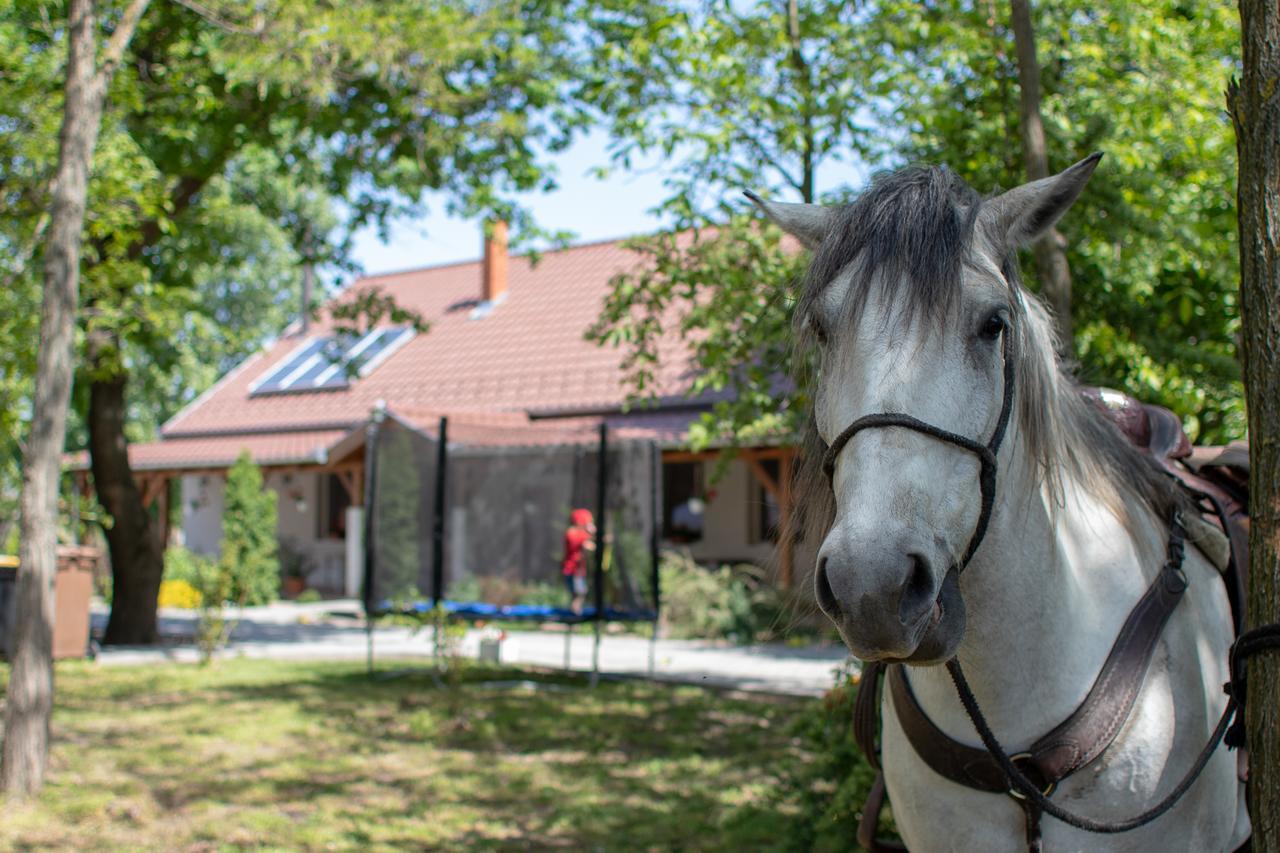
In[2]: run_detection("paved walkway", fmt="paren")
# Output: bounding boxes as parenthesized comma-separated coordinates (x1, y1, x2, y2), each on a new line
(90, 601, 851, 697)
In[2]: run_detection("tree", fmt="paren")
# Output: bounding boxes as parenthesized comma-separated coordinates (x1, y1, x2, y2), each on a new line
(1, 0, 149, 799)
(586, 0, 877, 444)
(219, 453, 278, 608)
(1227, 0, 1280, 842)
(592, 0, 1246, 451)
(881, 0, 1243, 442)
(4, 0, 587, 644)
(1009, 0, 1075, 352)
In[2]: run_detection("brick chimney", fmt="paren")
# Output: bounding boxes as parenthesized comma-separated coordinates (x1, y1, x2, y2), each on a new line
(482, 220, 508, 303)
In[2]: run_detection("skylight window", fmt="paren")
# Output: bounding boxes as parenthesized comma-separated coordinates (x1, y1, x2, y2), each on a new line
(250, 327, 415, 395)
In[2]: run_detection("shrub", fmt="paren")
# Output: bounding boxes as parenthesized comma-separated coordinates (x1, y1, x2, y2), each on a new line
(760, 661, 896, 850)
(164, 546, 207, 586)
(295, 589, 323, 604)
(220, 452, 279, 607)
(157, 579, 202, 609)
(659, 550, 789, 642)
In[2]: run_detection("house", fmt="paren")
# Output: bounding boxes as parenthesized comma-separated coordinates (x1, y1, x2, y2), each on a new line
(116, 224, 802, 597)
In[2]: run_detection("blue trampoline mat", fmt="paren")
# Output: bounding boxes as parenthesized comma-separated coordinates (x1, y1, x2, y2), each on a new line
(371, 599, 656, 623)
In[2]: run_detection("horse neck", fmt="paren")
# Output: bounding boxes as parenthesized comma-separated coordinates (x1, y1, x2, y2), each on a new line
(902, 425, 1166, 745)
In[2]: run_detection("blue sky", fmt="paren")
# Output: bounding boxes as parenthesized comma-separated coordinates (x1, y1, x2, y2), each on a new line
(350, 128, 872, 275)
(350, 130, 671, 275)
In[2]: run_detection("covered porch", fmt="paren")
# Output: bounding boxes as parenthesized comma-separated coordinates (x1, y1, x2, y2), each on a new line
(96, 426, 372, 598)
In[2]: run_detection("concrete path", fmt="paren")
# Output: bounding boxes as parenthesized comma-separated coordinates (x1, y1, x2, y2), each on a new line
(90, 601, 851, 697)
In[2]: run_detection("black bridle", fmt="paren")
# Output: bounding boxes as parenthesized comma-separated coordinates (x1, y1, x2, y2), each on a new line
(821, 330, 1016, 571)
(823, 320, 1280, 847)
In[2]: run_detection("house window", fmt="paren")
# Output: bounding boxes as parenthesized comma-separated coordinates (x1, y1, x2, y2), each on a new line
(747, 458, 781, 545)
(318, 473, 352, 539)
(663, 461, 704, 543)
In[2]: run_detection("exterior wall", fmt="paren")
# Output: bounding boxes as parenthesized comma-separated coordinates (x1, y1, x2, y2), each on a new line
(180, 474, 225, 556)
(268, 471, 348, 594)
(663, 455, 819, 600)
(178, 471, 356, 596)
(680, 458, 777, 567)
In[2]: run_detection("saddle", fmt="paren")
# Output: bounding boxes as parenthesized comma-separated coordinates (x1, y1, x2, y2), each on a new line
(1080, 387, 1249, 631)
(852, 388, 1252, 851)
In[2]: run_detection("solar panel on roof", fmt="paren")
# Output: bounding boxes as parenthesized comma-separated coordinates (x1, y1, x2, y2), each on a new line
(250, 327, 415, 396)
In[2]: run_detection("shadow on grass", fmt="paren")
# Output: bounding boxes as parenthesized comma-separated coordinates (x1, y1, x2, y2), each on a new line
(26, 660, 813, 849)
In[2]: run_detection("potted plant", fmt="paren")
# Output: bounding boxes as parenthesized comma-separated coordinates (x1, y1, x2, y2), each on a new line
(279, 541, 308, 599)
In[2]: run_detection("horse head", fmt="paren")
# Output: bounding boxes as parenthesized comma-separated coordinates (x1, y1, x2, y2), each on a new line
(750, 155, 1100, 664)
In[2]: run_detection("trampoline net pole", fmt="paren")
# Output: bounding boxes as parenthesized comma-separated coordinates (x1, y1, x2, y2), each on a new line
(431, 417, 448, 607)
(650, 440, 662, 642)
(363, 409, 382, 677)
(591, 422, 608, 686)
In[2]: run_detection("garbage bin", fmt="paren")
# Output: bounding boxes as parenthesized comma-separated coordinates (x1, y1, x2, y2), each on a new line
(0, 558, 15, 659)
(0, 548, 96, 661)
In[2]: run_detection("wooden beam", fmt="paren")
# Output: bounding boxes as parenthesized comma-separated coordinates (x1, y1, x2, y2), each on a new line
(741, 450, 781, 502)
(778, 451, 795, 589)
(661, 448, 722, 464)
(138, 474, 166, 510)
(661, 445, 791, 464)
(334, 468, 357, 503)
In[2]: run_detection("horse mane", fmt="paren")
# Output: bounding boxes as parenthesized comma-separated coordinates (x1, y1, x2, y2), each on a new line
(787, 165, 1185, 555)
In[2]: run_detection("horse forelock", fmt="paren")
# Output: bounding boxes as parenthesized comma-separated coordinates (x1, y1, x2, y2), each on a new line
(796, 165, 982, 340)
(787, 165, 1185, 559)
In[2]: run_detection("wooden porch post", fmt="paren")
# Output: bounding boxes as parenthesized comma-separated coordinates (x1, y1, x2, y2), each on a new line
(741, 448, 796, 589)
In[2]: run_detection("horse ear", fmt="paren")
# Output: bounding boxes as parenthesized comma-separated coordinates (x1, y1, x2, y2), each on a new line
(743, 190, 833, 250)
(980, 153, 1102, 251)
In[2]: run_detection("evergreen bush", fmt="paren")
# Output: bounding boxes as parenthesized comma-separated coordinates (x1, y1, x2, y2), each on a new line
(220, 452, 279, 607)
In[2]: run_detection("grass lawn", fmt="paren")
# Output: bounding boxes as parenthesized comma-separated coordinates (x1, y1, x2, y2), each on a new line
(0, 658, 820, 850)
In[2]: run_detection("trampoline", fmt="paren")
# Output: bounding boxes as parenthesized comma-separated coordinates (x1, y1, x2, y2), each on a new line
(361, 408, 662, 676)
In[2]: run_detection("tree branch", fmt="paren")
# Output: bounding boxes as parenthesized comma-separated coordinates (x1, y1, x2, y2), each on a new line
(97, 0, 151, 87)
(167, 0, 264, 36)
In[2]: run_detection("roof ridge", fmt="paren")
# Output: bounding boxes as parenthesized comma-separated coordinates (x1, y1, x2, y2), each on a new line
(359, 230, 653, 281)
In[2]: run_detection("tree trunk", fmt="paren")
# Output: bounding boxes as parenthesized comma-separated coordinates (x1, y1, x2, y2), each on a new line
(1009, 0, 1075, 354)
(1, 0, 105, 799)
(1228, 0, 1280, 845)
(91, 373, 164, 646)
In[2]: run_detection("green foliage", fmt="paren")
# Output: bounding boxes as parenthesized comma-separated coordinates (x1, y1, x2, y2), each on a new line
(768, 661, 895, 850)
(0, 0, 591, 555)
(220, 452, 279, 608)
(590, 0, 1245, 447)
(294, 589, 323, 604)
(585, 0, 877, 216)
(876, 0, 1244, 442)
(658, 550, 787, 642)
(163, 546, 209, 587)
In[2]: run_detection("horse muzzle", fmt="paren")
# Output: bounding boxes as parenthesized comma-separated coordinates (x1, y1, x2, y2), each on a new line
(815, 540, 966, 664)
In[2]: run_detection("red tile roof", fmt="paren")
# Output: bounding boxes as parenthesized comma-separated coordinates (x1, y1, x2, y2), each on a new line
(117, 235, 717, 470)
(161, 236, 703, 439)
(69, 429, 351, 472)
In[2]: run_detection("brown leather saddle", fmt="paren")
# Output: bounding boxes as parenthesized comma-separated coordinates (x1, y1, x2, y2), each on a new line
(852, 388, 1250, 851)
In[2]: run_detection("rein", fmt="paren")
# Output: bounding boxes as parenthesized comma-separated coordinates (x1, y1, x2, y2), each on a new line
(820, 324, 1271, 850)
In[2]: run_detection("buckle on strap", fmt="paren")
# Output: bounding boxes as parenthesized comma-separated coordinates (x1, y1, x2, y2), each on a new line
(1006, 753, 1056, 801)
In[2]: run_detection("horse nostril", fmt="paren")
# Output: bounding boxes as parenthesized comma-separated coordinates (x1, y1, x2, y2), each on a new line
(898, 554, 934, 625)
(815, 557, 842, 621)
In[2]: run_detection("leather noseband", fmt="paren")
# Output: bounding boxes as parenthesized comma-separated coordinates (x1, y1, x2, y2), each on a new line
(821, 331, 1015, 570)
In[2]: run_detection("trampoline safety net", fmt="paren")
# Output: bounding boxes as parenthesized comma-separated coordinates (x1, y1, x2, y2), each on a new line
(363, 413, 661, 623)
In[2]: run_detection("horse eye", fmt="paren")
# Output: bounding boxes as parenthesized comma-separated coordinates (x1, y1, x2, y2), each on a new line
(979, 312, 1007, 341)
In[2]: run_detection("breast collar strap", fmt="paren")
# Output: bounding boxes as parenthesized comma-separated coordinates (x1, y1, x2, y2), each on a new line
(821, 331, 1015, 571)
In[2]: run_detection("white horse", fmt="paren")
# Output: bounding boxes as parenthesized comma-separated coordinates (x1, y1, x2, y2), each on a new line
(750, 158, 1250, 851)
